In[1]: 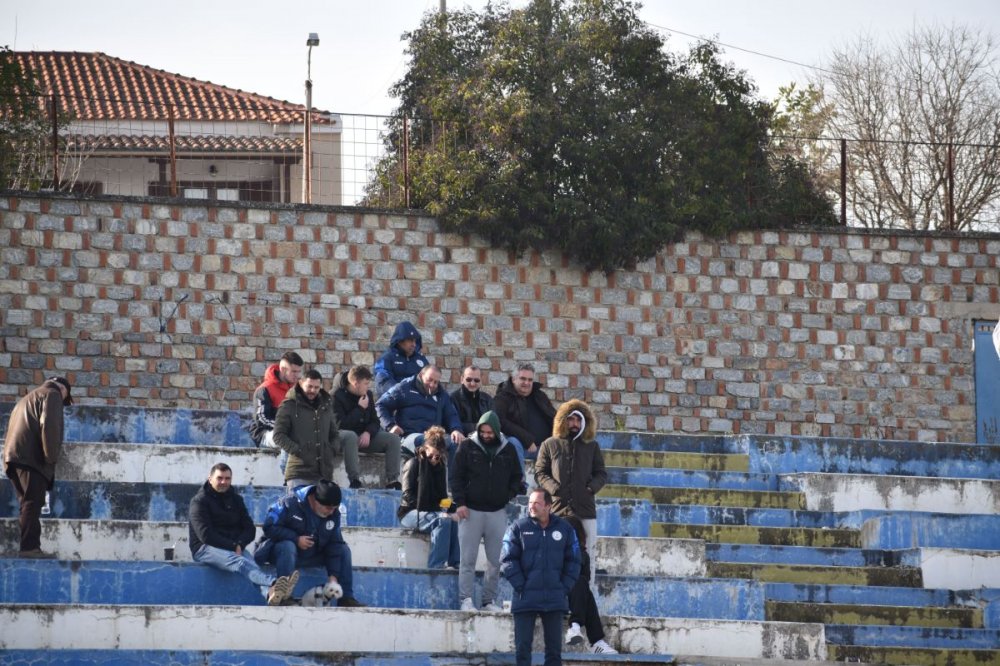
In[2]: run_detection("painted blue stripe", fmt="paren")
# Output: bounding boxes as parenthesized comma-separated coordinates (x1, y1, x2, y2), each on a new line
(596, 432, 743, 454)
(765, 582, 987, 609)
(707, 543, 909, 568)
(863, 513, 1000, 550)
(824, 623, 1000, 649)
(605, 468, 779, 491)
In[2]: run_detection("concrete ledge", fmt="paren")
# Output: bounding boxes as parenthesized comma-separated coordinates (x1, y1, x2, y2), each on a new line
(606, 467, 779, 491)
(782, 473, 1000, 515)
(861, 513, 1000, 550)
(912, 548, 1000, 591)
(597, 432, 742, 455)
(824, 623, 1000, 649)
(0, 605, 828, 660)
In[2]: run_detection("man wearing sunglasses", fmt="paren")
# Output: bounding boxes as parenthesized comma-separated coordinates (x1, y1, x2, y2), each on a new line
(450, 366, 493, 435)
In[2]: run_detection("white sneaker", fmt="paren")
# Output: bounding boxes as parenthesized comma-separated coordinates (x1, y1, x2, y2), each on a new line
(481, 602, 501, 612)
(565, 622, 584, 646)
(591, 639, 618, 654)
(460, 597, 477, 612)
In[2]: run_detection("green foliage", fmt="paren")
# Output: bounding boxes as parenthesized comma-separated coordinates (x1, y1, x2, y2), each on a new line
(0, 47, 51, 190)
(368, 0, 835, 271)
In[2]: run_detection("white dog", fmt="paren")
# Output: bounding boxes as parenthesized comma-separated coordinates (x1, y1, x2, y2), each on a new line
(299, 580, 343, 607)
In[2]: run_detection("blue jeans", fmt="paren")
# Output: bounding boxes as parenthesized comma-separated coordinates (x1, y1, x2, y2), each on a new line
(193, 544, 274, 600)
(400, 509, 459, 568)
(255, 539, 355, 601)
(514, 610, 564, 666)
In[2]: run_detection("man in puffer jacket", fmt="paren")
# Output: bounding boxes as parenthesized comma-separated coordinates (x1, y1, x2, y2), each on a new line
(501, 488, 580, 666)
(372, 321, 428, 396)
(272, 369, 338, 490)
(534, 399, 607, 557)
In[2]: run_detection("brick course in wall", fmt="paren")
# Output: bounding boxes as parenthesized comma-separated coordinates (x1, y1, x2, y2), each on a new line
(1, 192, 998, 442)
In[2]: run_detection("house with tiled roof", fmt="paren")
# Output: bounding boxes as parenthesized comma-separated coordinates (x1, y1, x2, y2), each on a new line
(11, 51, 341, 204)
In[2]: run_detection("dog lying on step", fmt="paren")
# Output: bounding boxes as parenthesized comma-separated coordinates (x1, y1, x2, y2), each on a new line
(299, 580, 343, 607)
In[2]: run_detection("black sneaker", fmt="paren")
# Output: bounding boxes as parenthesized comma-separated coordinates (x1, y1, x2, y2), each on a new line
(385, 481, 402, 491)
(338, 597, 365, 608)
(349, 478, 364, 489)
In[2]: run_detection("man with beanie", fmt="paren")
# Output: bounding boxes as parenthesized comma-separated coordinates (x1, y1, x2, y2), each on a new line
(189, 463, 299, 605)
(534, 400, 607, 558)
(452, 411, 523, 613)
(3, 377, 73, 558)
(252, 479, 364, 607)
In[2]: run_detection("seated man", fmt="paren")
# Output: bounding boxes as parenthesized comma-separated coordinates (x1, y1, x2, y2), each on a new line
(273, 369, 339, 490)
(188, 462, 299, 606)
(248, 352, 304, 475)
(375, 365, 465, 463)
(332, 365, 402, 490)
(494, 362, 557, 463)
(397, 426, 459, 569)
(373, 321, 429, 396)
(252, 479, 364, 607)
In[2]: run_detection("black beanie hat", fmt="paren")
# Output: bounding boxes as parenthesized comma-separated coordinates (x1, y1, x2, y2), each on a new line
(313, 479, 342, 507)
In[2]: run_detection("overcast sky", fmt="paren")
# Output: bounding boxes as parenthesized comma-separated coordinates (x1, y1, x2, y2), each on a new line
(5, 0, 997, 117)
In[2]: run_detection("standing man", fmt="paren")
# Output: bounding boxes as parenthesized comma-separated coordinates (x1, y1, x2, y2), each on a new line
(189, 462, 299, 605)
(248, 351, 304, 474)
(500, 488, 581, 666)
(252, 479, 364, 607)
(273, 369, 338, 490)
(493, 363, 557, 461)
(450, 365, 493, 435)
(534, 400, 607, 558)
(2, 377, 72, 558)
(332, 365, 403, 490)
(375, 365, 465, 461)
(452, 411, 522, 612)
(373, 321, 429, 396)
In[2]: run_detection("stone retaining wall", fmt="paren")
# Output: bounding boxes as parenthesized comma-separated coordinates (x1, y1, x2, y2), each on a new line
(1, 192, 998, 442)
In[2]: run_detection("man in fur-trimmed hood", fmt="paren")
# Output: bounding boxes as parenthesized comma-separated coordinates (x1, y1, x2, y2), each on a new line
(534, 399, 607, 557)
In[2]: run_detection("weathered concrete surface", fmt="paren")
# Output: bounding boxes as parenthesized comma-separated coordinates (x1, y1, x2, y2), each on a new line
(915, 548, 1000, 591)
(597, 432, 741, 455)
(829, 644, 1000, 666)
(654, 523, 862, 548)
(603, 450, 750, 472)
(782, 472, 1000, 515)
(861, 513, 1000, 550)
(707, 561, 923, 587)
(602, 484, 804, 510)
(708, 543, 907, 568)
(823, 623, 1000, 649)
(0, 605, 828, 660)
(595, 535, 705, 577)
(766, 600, 983, 628)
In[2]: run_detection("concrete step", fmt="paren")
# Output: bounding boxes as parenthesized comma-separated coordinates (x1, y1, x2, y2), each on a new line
(601, 450, 750, 472)
(824, 623, 1000, 650)
(828, 644, 1000, 665)
(601, 483, 805, 510)
(707, 561, 923, 587)
(597, 432, 741, 455)
(749, 435, 1000, 480)
(0, 605, 829, 660)
(653, 523, 861, 548)
(862, 512, 1000, 550)
(763, 582, 993, 615)
(0, 650, 679, 665)
(0, 518, 704, 578)
(652, 504, 847, 528)
(766, 600, 984, 628)
(606, 467, 780, 491)
(780, 472, 1000, 515)
(706, 542, 907, 568)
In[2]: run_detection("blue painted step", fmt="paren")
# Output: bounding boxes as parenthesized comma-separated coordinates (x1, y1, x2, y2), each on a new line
(0, 559, 764, 621)
(605, 468, 779, 491)
(823, 623, 1000, 649)
(707, 543, 908, 568)
(597, 432, 741, 454)
(765, 582, 991, 611)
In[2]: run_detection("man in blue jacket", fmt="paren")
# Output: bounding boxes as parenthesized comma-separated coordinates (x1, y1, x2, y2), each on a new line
(251, 479, 364, 607)
(375, 365, 465, 462)
(373, 321, 428, 396)
(501, 488, 581, 666)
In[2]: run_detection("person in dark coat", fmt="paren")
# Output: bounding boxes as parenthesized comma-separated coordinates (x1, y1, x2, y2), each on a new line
(373, 320, 428, 396)
(332, 365, 402, 490)
(273, 369, 339, 490)
(493, 362, 556, 465)
(450, 365, 494, 434)
(2, 377, 72, 558)
(397, 426, 459, 569)
(252, 479, 364, 607)
(501, 488, 580, 666)
(189, 462, 298, 605)
(563, 515, 618, 654)
(376, 366, 465, 465)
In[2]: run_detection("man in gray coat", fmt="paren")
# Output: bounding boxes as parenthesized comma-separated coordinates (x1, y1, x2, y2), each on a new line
(2, 377, 73, 558)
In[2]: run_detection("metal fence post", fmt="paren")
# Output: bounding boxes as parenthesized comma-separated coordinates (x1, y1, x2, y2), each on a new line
(840, 138, 847, 225)
(50, 94, 60, 191)
(168, 105, 178, 198)
(403, 115, 411, 209)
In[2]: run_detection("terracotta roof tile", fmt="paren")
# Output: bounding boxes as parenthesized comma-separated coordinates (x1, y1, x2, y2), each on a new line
(13, 51, 330, 124)
(65, 133, 302, 154)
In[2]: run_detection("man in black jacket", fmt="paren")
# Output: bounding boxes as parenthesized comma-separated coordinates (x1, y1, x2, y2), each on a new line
(452, 411, 522, 613)
(493, 362, 557, 462)
(450, 365, 493, 434)
(189, 463, 298, 605)
(333, 365, 402, 490)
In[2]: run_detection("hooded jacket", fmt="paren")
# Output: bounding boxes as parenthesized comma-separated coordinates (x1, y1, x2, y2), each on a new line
(332, 371, 381, 438)
(493, 377, 557, 447)
(272, 384, 339, 483)
(373, 321, 428, 396)
(2, 380, 66, 484)
(375, 374, 462, 436)
(500, 511, 580, 613)
(452, 411, 521, 512)
(188, 479, 257, 556)
(255, 484, 347, 576)
(248, 363, 296, 445)
(534, 400, 607, 520)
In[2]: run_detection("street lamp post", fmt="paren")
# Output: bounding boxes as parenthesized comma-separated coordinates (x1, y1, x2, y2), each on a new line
(303, 32, 319, 204)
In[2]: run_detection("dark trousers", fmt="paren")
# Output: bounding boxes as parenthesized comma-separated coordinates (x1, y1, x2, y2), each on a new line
(7, 465, 47, 552)
(568, 576, 605, 643)
(514, 610, 563, 666)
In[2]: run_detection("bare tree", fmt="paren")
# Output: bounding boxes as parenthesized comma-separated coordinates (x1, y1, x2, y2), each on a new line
(818, 24, 1000, 231)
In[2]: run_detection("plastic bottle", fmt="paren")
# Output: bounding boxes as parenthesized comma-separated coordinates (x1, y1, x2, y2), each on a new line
(397, 541, 407, 567)
(41, 492, 51, 516)
(339, 503, 347, 527)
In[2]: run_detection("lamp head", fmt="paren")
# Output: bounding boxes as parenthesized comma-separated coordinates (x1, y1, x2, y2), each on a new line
(307, 33, 320, 47)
